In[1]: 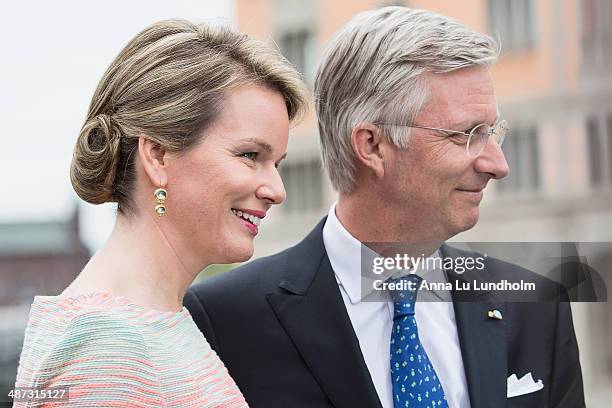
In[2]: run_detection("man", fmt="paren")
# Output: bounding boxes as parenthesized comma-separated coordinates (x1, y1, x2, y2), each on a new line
(185, 7, 584, 408)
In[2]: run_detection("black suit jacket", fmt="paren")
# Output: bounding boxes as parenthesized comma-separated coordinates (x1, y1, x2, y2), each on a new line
(185, 218, 584, 407)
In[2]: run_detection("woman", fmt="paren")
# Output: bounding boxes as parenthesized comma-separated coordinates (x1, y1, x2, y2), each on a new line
(13, 19, 307, 407)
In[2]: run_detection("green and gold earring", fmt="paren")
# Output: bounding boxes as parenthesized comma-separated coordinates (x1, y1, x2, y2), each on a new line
(154, 187, 167, 216)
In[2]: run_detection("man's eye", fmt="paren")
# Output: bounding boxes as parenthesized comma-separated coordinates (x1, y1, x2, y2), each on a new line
(240, 152, 258, 160)
(448, 133, 469, 144)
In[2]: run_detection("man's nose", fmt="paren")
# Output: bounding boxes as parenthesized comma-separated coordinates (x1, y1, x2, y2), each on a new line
(473, 140, 509, 180)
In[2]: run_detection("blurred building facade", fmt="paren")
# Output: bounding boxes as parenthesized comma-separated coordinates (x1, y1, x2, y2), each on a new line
(0, 210, 88, 401)
(236, 0, 612, 405)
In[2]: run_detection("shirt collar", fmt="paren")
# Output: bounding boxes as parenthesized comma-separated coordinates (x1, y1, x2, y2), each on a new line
(322, 203, 450, 304)
(322, 202, 363, 304)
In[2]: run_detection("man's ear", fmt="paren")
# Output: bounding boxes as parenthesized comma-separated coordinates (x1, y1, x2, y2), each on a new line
(350, 123, 385, 179)
(138, 135, 168, 187)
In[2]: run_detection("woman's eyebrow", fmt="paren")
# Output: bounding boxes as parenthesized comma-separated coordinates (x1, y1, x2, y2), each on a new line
(241, 137, 272, 153)
(241, 137, 287, 160)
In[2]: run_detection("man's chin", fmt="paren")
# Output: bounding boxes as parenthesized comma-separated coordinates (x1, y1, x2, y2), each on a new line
(449, 209, 480, 236)
(463, 211, 480, 231)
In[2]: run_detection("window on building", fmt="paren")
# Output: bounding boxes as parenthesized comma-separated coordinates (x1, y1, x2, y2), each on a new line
(488, 0, 535, 51)
(586, 113, 612, 186)
(581, 0, 612, 69)
(607, 114, 612, 181)
(378, 0, 406, 6)
(279, 30, 315, 82)
(279, 159, 323, 213)
(498, 124, 540, 192)
(587, 116, 603, 185)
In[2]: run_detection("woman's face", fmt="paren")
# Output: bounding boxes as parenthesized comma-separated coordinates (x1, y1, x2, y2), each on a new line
(164, 84, 289, 265)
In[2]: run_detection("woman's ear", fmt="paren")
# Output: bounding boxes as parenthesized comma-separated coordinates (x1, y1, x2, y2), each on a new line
(138, 135, 168, 187)
(350, 123, 385, 179)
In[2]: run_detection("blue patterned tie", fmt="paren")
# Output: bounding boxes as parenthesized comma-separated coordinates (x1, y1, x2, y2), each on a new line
(390, 274, 448, 407)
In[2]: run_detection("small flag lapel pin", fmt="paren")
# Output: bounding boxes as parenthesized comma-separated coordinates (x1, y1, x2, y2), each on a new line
(488, 309, 503, 320)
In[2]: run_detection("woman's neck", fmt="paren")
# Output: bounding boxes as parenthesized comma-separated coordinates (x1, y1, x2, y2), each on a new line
(63, 213, 206, 312)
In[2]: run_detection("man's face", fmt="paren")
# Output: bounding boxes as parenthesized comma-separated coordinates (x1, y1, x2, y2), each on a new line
(382, 66, 509, 241)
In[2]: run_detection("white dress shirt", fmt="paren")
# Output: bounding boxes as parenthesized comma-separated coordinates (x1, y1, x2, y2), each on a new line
(322, 203, 471, 408)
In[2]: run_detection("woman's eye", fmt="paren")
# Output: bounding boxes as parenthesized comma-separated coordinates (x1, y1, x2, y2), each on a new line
(240, 152, 258, 160)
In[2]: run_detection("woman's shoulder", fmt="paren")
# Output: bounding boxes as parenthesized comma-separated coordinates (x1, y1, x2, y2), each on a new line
(15, 294, 161, 405)
(31, 292, 188, 324)
(18, 294, 159, 375)
(15, 293, 247, 407)
(20, 293, 153, 365)
(22, 292, 196, 357)
(28, 293, 138, 332)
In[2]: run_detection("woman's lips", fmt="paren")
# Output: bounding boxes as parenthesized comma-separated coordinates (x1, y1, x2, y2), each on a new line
(237, 216, 258, 235)
(231, 208, 260, 235)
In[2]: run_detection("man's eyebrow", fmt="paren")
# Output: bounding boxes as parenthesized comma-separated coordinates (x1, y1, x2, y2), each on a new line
(455, 112, 500, 131)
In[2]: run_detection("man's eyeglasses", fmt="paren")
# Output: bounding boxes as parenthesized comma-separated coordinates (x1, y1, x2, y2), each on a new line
(375, 119, 509, 157)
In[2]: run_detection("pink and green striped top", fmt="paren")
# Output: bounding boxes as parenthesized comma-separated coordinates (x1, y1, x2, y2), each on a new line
(13, 293, 248, 407)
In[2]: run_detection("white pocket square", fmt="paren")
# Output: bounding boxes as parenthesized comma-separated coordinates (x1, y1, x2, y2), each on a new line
(507, 372, 544, 398)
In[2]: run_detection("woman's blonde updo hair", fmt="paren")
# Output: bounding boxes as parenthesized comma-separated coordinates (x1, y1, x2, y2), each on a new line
(70, 19, 307, 215)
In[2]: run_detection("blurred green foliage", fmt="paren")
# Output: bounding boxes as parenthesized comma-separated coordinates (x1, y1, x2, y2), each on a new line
(193, 263, 239, 283)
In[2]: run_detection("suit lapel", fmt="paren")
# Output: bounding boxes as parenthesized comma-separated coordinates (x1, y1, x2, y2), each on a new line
(442, 245, 507, 408)
(267, 219, 383, 408)
(452, 300, 507, 408)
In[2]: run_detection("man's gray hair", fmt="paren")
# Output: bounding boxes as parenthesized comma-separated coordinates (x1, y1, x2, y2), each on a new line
(314, 6, 500, 193)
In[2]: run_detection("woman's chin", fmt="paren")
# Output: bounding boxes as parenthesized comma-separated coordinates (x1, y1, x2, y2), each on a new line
(232, 250, 254, 263)
(199, 237, 255, 267)
(221, 243, 254, 264)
